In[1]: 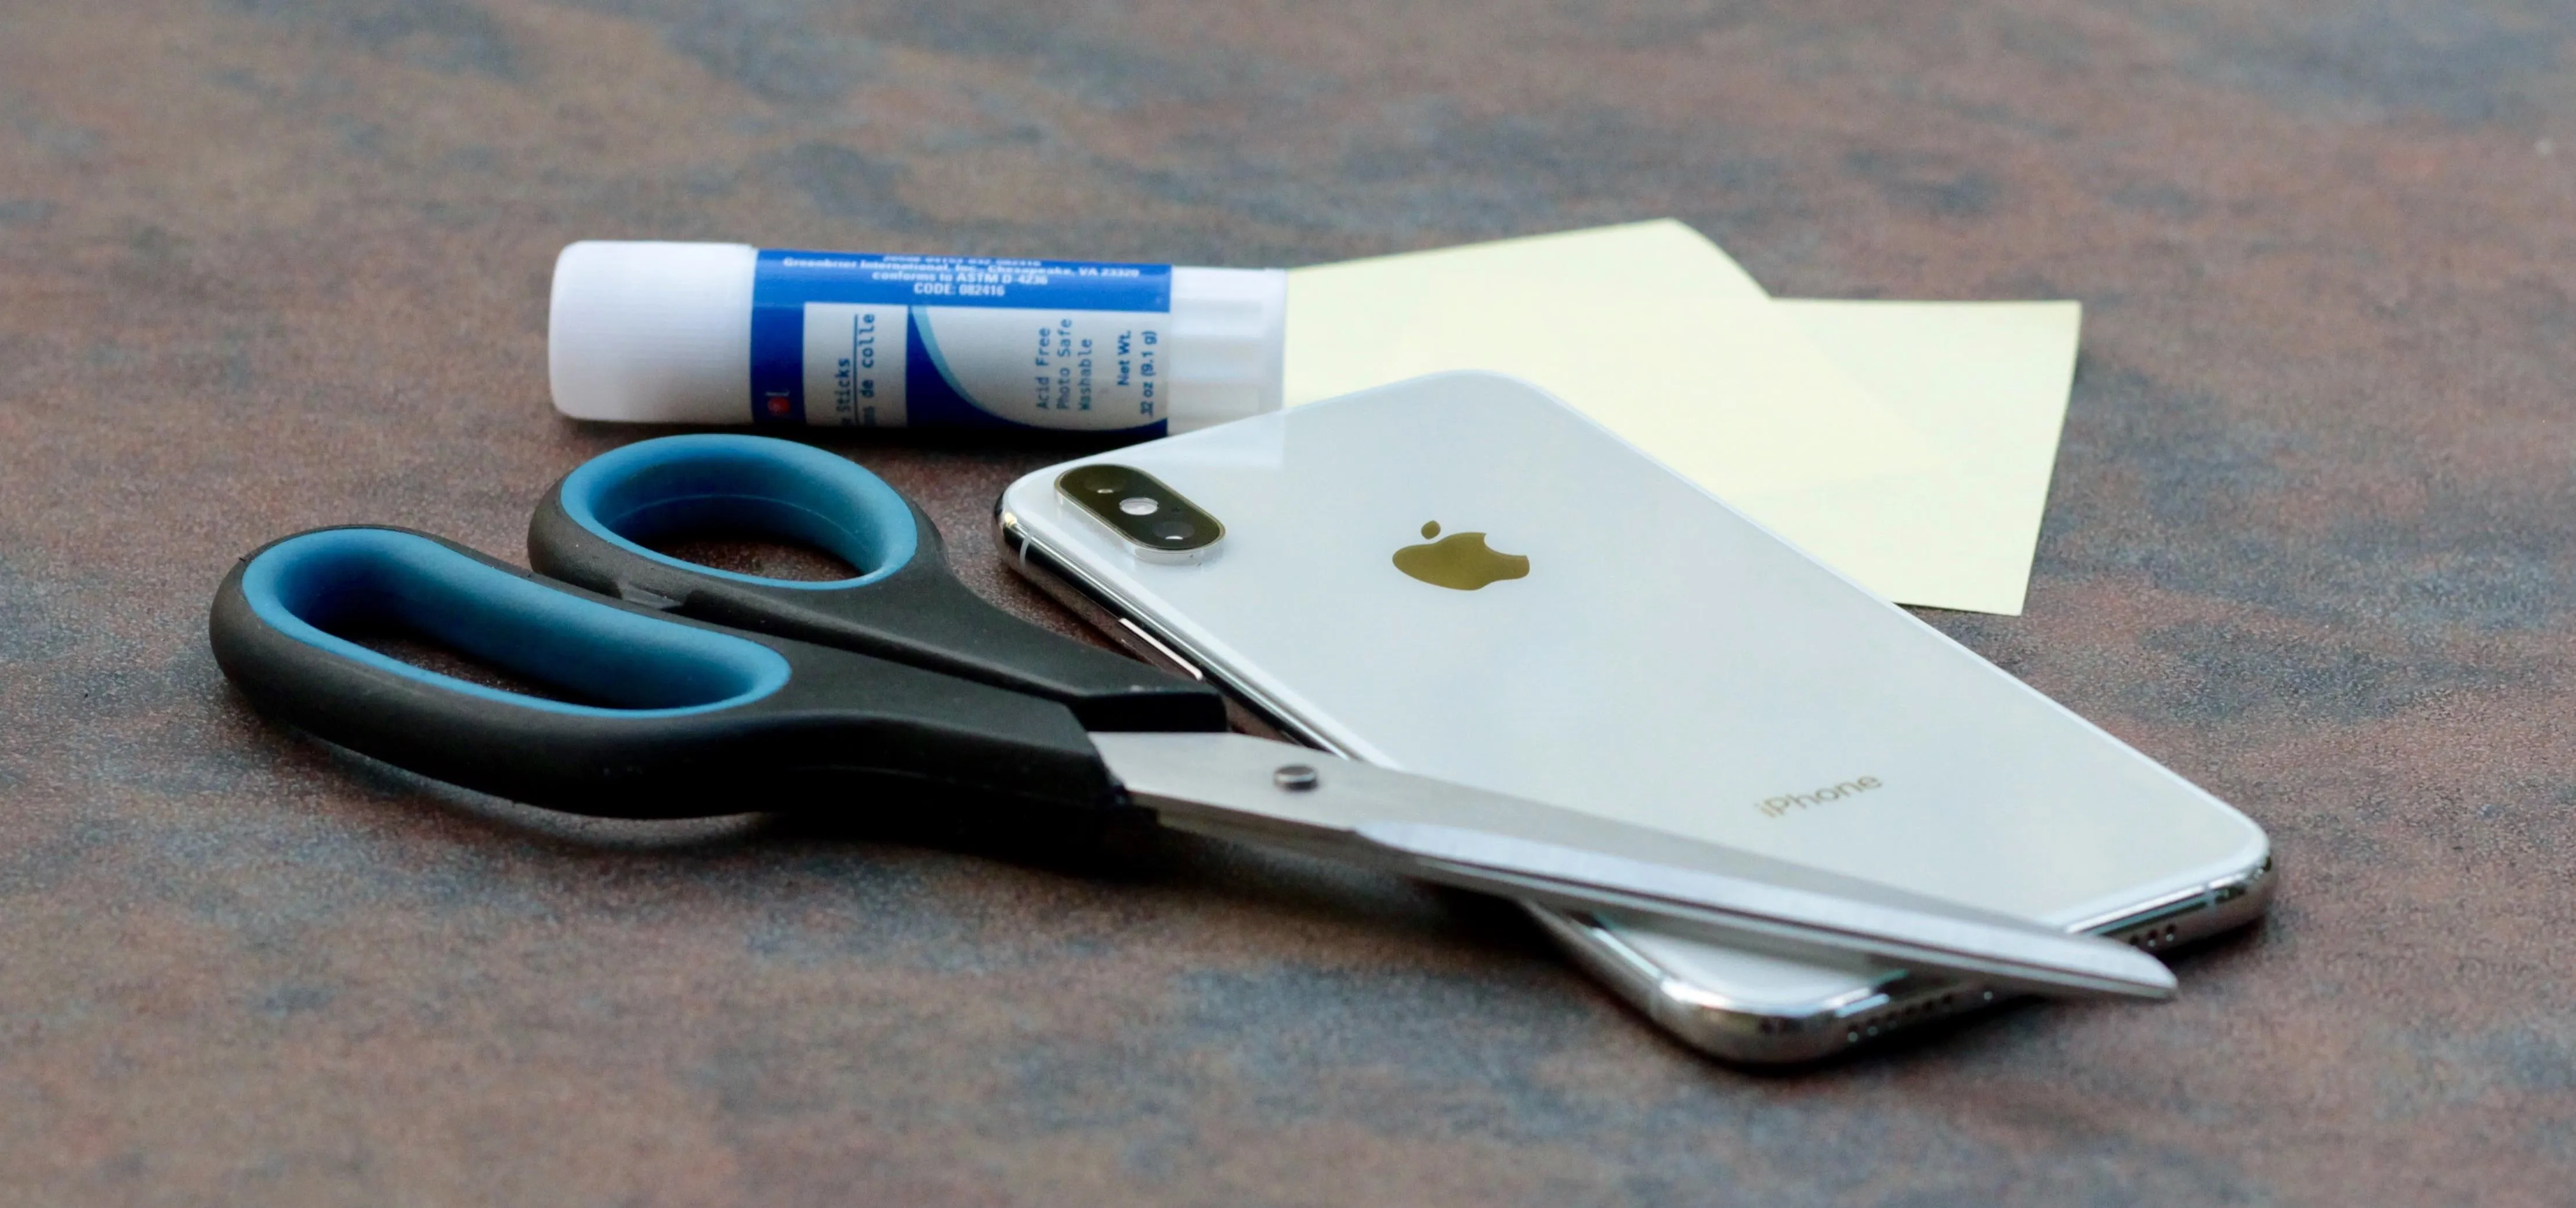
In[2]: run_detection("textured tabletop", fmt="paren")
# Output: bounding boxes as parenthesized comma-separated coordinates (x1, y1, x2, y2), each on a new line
(5, 1, 2575, 1204)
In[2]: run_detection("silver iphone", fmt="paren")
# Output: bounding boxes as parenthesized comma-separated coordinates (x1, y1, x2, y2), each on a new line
(995, 371, 2273, 1062)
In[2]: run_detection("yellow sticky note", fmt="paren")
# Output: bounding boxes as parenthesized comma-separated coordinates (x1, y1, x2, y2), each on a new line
(1284, 220, 1769, 407)
(1736, 300, 2081, 615)
(1284, 220, 2084, 616)
(1375, 275, 1934, 495)
(1288, 228, 1934, 499)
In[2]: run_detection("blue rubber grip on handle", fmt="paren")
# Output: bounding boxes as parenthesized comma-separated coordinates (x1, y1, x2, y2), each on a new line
(209, 525, 1122, 819)
(556, 433, 918, 590)
(238, 527, 792, 715)
(528, 434, 1230, 734)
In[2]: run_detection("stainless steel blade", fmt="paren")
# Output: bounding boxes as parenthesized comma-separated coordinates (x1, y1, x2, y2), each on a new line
(1358, 821, 2173, 999)
(1091, 731, 2175, 1000)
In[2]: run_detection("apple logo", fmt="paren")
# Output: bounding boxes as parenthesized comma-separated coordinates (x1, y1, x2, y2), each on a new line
(1393, 521, 1531, 590)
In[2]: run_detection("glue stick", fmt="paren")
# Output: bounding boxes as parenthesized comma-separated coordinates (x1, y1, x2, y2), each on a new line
(548, 241, 1287, 434)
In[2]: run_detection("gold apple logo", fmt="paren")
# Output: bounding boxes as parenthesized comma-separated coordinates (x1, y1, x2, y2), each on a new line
(1393, 521, 1530, 590)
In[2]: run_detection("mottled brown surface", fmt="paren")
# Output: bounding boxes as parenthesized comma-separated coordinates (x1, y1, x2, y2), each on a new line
(3, 1, 2574, 1203)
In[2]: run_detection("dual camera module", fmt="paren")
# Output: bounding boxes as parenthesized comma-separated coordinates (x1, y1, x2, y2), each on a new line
(1057, 464, 1223, 557)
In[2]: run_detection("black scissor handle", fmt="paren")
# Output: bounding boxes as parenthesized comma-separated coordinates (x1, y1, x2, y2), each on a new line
(209, 526, 1119, 820)
(528, 434, 1225, 734)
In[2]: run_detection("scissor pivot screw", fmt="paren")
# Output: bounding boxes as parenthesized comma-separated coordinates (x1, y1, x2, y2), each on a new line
(1273, 765, 1320, 791)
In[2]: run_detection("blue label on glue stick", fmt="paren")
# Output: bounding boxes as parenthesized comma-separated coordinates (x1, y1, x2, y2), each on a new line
(749, 251, 1172, 432)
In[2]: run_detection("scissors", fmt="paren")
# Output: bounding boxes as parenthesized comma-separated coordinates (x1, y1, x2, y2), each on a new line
(207, 433, 2174, 1000)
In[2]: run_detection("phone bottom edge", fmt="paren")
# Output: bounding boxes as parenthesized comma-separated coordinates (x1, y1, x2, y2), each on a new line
(1530, 852, 2279, 1065)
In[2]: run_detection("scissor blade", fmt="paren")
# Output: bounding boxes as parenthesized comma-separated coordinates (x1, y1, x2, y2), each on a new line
(1358, 822, 2172, 1000)
(1090, 731, 2175, 1001)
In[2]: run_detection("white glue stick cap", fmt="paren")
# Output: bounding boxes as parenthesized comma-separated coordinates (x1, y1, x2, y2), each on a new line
(1168, 266, 1288, 431)
(549, 241, 756, 423)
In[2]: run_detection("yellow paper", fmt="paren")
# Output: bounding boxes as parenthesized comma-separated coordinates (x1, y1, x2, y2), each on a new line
(1284, 221, 1767, 408)
(1288, 228, 1933, 499)
(1738, 300, 2081, 615)
(1284, 220, 2082, 615)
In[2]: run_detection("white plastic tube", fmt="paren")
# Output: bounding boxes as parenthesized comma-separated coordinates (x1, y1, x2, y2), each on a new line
(549, 241, 1288, 434)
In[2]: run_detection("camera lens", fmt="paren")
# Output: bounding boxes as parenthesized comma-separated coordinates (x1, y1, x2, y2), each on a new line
(1057, 463, 1221, 556)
